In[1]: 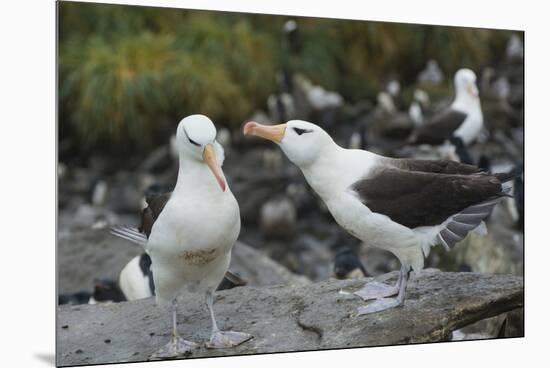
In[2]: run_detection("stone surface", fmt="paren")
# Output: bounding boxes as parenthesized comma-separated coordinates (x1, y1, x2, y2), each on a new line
(58, 228, 142, 295)
(57, 270, 523, 366)
(230, 241, 310, 286)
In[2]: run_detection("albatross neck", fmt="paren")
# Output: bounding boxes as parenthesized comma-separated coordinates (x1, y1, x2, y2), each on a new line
(299, 141, 357, 201)
(452, 91, 480, 113)
(173, 152, 224, 194)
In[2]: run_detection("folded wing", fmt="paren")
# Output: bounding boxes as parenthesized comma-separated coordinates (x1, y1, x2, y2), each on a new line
(351, 159, 510, 248)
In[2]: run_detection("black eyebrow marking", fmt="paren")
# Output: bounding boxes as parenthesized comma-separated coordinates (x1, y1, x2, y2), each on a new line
(183, 129, 201, 146)
(293, 127, 313, 135)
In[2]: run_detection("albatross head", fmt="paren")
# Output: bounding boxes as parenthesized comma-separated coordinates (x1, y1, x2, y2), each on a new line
(243, 120, 334, 167)
(176, 114, 226, 191)
(454, 68, 479, 98)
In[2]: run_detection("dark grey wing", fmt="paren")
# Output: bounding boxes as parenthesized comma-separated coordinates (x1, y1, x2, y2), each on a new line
(411, 109, 467, 145)
(139, 192, 172, 237)
(351, 167, 506, 230)
(389, 158, 483, 175)
(110, 191, 172, 244)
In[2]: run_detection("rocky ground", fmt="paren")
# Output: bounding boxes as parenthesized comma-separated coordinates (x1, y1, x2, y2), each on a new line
(57, 270, 523, 366)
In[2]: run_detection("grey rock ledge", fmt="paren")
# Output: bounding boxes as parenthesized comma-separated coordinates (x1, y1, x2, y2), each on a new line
(57, 269, 523, 366)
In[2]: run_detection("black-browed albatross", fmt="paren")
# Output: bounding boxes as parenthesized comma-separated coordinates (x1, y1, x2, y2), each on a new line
(408, 68, 483, 150)
(111, 114, 251, 358)
(244, 119, 513, 315)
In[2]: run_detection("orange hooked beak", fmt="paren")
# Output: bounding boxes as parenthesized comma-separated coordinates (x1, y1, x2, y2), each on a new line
(203, 144, 226, 192)
(243, 121, 287, 143)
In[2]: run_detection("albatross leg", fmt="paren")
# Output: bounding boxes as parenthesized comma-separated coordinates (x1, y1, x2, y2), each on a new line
(150, 298, 198, 359)
(357, 265, 411, 315)
(204, 289, 253, 349)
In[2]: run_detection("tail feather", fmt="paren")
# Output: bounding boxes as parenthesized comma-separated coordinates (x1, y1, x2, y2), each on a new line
(110, 225, 147, 246)
(446, 220, 478, 238)
(437, 233, 451, 251)
(438, 197, 499, 250)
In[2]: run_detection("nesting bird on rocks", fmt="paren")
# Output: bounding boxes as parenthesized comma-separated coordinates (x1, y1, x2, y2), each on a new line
(333, 248, 368, 280)
(111, 115, 252, 358)
(244, 119, 514, 315)
(58, 291, 93, 305)
(58, 279, 126, 305)
(88, 279, 127, 304)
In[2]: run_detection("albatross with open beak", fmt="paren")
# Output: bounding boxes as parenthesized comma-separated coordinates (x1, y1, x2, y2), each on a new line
(112, 114, 251, 358)
(244, 119, 513, 315)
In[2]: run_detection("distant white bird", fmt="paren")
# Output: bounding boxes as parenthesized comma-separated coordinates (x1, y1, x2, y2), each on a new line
(376, 91, 396, 115)
(348, 132, 362, 150)
(244, 119, 513, 315)
(409, 69, 483, 147)
(413, 89, 430, 107)
(111, 115, 251, 358)
(492, 76, 511, 101)
(284, 19, 297, 33)
(91, 180, 108, 207)
(506, 34, 524, 60)
(418, 59, 444, 85)
(216, 127, 232, 151)
(408, 103, 424, 128)
(267, 92, 296, 122)
(307, 85, 343, 110)
(386, 80, 401, 97)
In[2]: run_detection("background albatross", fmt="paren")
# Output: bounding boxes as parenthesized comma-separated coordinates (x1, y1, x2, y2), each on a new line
(409, 68, 483, 147)
(407, 68, 484, 165)
(244, 119, 514, 315)
(112, 114, 251, 358)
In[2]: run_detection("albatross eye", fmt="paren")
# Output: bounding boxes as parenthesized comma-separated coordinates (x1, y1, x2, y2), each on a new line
(293, 127, 311, 136)
(188, 137, 200, 146)
(183, 129, 201, 146)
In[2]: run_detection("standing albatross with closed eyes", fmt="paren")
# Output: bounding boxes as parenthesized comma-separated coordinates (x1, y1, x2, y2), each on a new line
(112, 114, 251, 358)
(244, 120, 513, 315)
